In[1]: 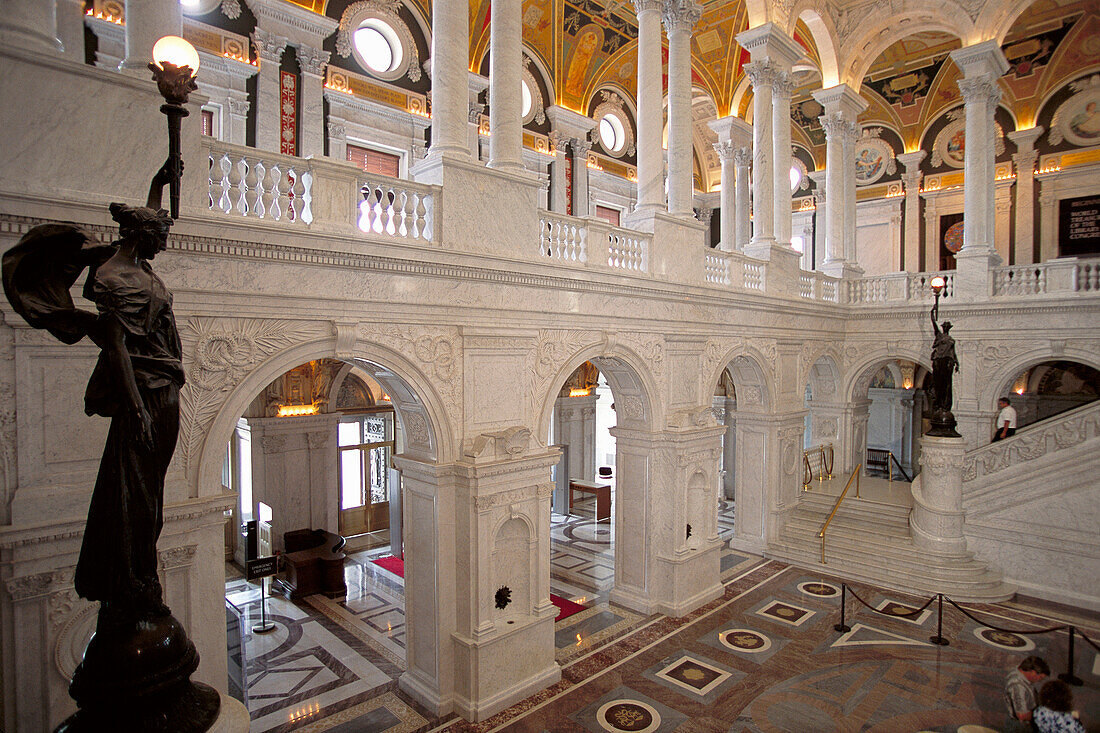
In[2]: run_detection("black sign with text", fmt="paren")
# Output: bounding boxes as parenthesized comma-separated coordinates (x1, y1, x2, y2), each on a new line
(1059, 195, 1100, 257)
(246, 555, 278, 581)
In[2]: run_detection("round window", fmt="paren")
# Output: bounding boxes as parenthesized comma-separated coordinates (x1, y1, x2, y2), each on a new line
(600, 114, 625, 153)
(353, 19, 402, 74)
(521, 79, 532, 119)
(789, 164, 802, 192)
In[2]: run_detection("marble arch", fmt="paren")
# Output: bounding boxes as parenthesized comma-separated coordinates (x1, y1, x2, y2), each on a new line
(704, 347, 775, 414)
(195, 335, 456, 498)
(840, 11, 972, 89)
(534, 342, 660, 444)
(804, 352, 841, 400)
(789, 6, 841, 88)
(844, 348, 931, 403)
(982, 349, 1100, 413)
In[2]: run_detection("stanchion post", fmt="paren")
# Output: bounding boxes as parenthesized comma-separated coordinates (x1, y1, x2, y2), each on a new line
(1059, 626, 1083, 686)
(252, 576, 275, 634)
(929, 594, 949, 646)
(834, 584, 852, 633)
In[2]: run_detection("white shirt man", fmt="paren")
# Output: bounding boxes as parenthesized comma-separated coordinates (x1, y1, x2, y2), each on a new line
(993, 397, 1017, 442)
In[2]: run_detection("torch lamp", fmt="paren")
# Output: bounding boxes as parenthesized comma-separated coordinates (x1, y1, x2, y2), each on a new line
(149, 35, 200, 219)
(930, 275, 946, 321)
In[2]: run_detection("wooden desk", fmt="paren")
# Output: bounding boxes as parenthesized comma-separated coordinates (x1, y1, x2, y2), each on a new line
(569, 480, 611, 522)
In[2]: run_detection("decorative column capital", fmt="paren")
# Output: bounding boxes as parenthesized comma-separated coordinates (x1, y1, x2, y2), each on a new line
(297, 43, 331, 77)
(632, 0, 664, 14)
(744, 59, 781, 90)
(957, 75, 1001, 107)
(571, 137, 593, 157)
(227, 96, 251, 116)
(662, 0, 702, 34)
(327, 121, 346, 140)
(251, 28, 289, 63)
(713, 140, 735, 161)
(771, 69, 794, 100)
(548, 130, 571, 154)
(468, 101, 485, 123)
(819, 112, 859, 144)
(733, 146, 752, 168)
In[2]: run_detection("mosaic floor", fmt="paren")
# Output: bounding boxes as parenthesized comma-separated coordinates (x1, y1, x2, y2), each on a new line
(225, 500, 1099, 732)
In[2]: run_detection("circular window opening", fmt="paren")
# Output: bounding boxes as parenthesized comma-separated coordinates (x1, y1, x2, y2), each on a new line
(600, 114, 625, 153)
(521, 79, 532, 119)
(354, 19, 402, 74)
(789, 164, 802, 192)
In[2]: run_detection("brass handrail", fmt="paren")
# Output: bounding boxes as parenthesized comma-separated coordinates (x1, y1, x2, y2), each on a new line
(818, 463, 861, 564)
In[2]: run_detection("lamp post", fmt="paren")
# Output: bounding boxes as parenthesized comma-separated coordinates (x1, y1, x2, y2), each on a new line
(149, 35, 199, 219)
(927, 275, 961, 437)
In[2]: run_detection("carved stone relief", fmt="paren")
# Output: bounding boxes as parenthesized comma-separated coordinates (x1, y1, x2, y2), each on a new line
(358, 324, 462, 424)
(179, 318, 320, 476)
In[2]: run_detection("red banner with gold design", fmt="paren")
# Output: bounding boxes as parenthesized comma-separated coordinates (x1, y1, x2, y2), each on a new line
(280, 70, 297, 156)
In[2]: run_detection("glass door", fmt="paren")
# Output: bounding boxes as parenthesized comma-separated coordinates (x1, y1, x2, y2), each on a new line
(338, 409, 395, 537)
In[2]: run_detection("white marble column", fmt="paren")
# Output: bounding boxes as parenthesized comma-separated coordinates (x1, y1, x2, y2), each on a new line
(633, 0, 665, 211)
(897, 150, 926, 272)
(121, 0, 181, 74)
(0, 0, 62, 53)
(251, 28, 288, 154)
(488, 0, 523, 172)
(56, 0, 86, 61)
(571, 138, 593, 218)
(744, 61, 776, 248)
(1009, 126, 1043, 265)
(813, 84, 866, 277)
(227, 96, 250, 146)
(922, 193, 939, 271)
(663, 0, 701, 216)
(713, 142, 735, 250)
(297, 44, 330, 159)
(708, 115, 752, 252)
(548, 131, 570, 213)
(807, 168, 826, 268)
(951, 42, 1009, 256)
(772, 72, 794, 246)
(427, 0, 470, 159)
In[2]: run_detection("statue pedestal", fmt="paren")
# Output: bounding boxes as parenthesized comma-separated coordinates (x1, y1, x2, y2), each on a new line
(56, 613, 221, 732)
(910, 435, 968, 555)
(209, 692, 250, 733)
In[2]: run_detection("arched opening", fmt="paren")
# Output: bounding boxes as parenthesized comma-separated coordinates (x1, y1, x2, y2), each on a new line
(848, 357, 930, 502)
(708, 353, 774, 557)
(203, 345, 450, 719)
(992, 360, 1100, 432)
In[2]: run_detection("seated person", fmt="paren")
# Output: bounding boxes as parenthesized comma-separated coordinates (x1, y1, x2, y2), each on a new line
(1033, 679, 1085, 733)
(1004, 655, 1050, 732)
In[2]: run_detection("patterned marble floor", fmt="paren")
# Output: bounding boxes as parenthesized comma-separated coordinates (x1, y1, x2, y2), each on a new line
(223, 499, 1100, 733)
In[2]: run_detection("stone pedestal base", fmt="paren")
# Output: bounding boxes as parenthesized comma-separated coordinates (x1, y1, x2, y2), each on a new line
(911, 435, 967, 554)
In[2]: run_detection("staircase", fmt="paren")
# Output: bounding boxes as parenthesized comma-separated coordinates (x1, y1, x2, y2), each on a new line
(769, 400, 1100, 606)
(767, 488, 1014, 602)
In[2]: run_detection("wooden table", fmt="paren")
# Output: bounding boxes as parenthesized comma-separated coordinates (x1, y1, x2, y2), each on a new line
(569, 480, 612, 522)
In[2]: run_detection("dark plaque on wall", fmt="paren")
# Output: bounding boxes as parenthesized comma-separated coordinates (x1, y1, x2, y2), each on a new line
(1059, 194, 1100, 257)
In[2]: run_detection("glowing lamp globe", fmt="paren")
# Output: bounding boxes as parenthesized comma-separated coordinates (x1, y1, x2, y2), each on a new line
(152, 36, 200, 75)
(930, 275, 946, 295)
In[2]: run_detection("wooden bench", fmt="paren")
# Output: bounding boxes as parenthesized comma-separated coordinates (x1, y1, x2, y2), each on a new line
(569, 480, 612, 522)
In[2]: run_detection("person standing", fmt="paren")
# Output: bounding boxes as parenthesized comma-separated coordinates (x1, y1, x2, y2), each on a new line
(1005, 656, 1050, 732)
(993, 396, 1018, 442)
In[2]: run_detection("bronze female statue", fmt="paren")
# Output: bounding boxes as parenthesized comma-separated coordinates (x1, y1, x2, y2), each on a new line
(3, 163, 219, 730)
(927, 296, 961, 437)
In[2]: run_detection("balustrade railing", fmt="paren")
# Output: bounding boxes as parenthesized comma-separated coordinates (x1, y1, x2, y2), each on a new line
(705, 250, 731, 285)
(847, 276, 891, 303)
(358, 175, 437, 242)
(207, 140, 312, 225)
(742, 261, 765, 291)
(908, 271, 955, 300)
(539, 212, 587, 263)
(605, 226, 648, 272)
(1077, 259, 1100, 291)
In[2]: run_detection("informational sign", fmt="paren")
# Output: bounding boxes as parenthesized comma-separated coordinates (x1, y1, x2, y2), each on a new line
(246, 555, 278, 581)
(1059, 194, 1100, 257)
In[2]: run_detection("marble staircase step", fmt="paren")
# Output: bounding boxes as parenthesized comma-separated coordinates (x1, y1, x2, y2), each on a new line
(769, 494, 1014, 602)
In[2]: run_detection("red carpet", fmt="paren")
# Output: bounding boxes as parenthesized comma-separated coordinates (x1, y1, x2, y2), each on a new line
(550, 593, 587, 622)
(371, 555, 404, 578)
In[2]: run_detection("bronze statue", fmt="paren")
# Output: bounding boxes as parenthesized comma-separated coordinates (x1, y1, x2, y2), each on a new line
(3, 163, 219, 730)
(927, 295, 961, 438)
